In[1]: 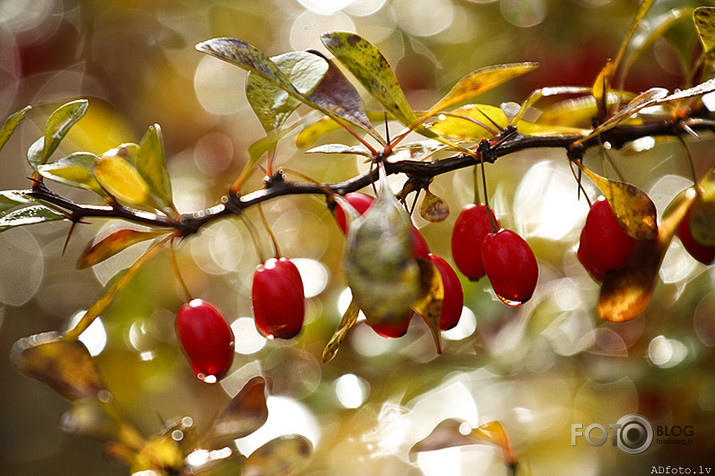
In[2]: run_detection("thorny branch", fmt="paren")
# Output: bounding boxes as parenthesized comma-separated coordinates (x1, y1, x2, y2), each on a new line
(24, 113, 715, 238)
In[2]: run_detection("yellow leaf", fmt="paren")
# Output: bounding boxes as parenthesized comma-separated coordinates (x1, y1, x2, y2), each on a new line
(94, 148, 151, 206)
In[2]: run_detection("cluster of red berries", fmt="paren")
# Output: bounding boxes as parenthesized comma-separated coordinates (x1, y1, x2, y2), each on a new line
(451, 204, 539, 305)
(175, 256, 306, 383)
(336, 193, 463, 338)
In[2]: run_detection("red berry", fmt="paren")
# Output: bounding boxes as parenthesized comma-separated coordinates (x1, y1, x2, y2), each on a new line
(368, 313, 412, 338)
(334, 192, 374, 234)
(335, 191, 430, 258)
(677, 202, 715, 265)
(175, 299, 235, 383)
(411, 227, 430, 259)
(577, 227, 606, 282)
(451, 204, 499, 280)
(578, 196, 637, 281)
(252, 258, 305, 339)
(481, 229, 538, 305)
(427, 254, 464, 330)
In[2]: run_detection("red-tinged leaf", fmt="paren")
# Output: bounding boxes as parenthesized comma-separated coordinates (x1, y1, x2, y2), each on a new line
(322, 296, 360, 363)
(209, 376, 268, 443)
(0, 105, 30, 153)
(469, 421, 516, 466)
(306, 50, 384, 144)
(598, 190, 695, 322)
(408, 419, 477, 461)
(244, 434, 312, 476)
(411, 257, 443, 354)
(11, 332, 107, 400)
(245, 51, 328, 132)
(76, 228, 167, 269)
(422, 62, 539, 120)
(578, 164, 658, 240)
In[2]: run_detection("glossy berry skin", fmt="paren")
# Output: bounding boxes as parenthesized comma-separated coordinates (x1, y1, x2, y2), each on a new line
(252, 257, 305, 339)
(677, 203, 715, 265)
(578, 196, 637, 281)
(451, 204, 499, 280)
(481, 229, 538, 305)
(368, 313, 412, 338)
(427, 254, 464, 330)
(175, 299, 235, 383)
(335, 192, 430, 258)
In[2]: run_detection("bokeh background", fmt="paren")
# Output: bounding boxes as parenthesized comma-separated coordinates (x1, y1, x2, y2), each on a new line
(1, 0, 715, 474)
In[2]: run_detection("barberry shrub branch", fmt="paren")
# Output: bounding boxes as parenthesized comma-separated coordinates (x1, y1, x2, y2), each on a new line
(2, 3, 715, 474)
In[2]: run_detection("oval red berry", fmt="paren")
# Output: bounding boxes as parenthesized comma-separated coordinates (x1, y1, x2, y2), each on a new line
(451, 204, 499, 280)
(676, 203, 715, 265)
(481, 229, 538, 305)
(252, 258, 305, 339)
(175, 299, 235, 383)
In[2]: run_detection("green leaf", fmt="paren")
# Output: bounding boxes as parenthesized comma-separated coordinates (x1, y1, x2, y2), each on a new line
(76, 228, 167, 269)
(11, 332, 108, 400)
(694, 6, 715, 60)
(94, 149, 151, 207)
(690, 168, 715, 245)
(578, 164, 658, 240)
(244, 435, 313, 476)
(422, 63, 538, 120)
(344, 168, 420, 326)
(209, 376, 268, 444)
(30, 100, 89, 169)
(0, 190, 32, 213)
(0, 105, 31, 153)
(37, 152, 104, 194)
(322, 297, 360, 363)
(0, 204, 66, 232)
(320, 32, 419, 129)
(246, 51, 329, 132)
(136, 124, 177, 216)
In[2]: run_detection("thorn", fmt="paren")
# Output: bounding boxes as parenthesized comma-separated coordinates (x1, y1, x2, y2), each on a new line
(62, 220, 79, 255)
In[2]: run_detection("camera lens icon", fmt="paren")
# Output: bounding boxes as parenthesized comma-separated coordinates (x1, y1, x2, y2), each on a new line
(616, 414, 653, 455)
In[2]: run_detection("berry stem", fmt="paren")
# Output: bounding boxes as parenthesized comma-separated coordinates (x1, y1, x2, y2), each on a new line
(240, 214, 267, 264)
(478, 147, 499, 233)
(169, 237, 192, 302)
(676, 134, 704, 198)
(257, 203, 282, 258)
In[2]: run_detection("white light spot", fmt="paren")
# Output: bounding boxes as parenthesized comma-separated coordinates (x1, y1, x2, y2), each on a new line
(442, 307, 477, 341)
(292, 258, 329, 298)
(231, 317, 266, 355)
(68, 311, 107, 357)
(194, 56, 247, 115)
(648, 335, 688, 368)
(234, 396, 320, 456)
(334, 373, 370, 408)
